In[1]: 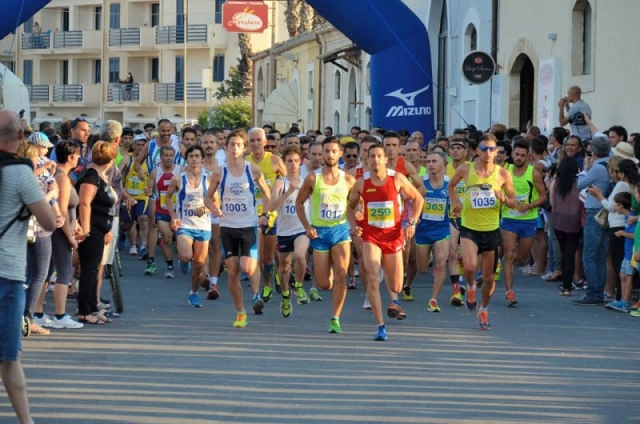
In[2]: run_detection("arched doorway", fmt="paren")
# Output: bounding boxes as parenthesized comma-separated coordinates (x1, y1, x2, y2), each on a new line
(509, 54, 534, 131)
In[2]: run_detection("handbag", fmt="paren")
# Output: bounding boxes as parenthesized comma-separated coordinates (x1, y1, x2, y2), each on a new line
(27, 216, 38, 243)
(594, 208, 609, 228)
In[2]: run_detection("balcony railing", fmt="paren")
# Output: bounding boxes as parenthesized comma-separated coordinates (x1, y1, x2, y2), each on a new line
(27, 84, 50, 102)
(108, 83, 140, 102)
(155, 24, 207, 44)
(109, 28, 141, 47)
(53, 84, 83, 102)
(53, 31, 83, 49)
(154, 83, 206, 102)
(22, 33, 51, 50)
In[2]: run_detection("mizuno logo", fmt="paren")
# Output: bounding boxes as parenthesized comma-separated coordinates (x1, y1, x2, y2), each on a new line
(384, 85, 430, 106)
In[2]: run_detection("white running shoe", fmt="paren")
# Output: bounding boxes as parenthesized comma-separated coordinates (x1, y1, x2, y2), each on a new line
(129, 245, 138, 255)
(33, 314, 54, 328)
(362, 296, 372, 310)
(51, 314, 84, 329)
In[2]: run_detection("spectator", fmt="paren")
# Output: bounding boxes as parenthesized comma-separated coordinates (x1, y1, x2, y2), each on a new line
(606, 192, 635, 312)
(119, 72, 134, 101)
(558, 85, 592, 141)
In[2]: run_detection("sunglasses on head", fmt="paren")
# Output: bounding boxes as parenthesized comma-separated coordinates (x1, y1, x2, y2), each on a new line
(71, 117, 88, 129)
(479, 145, 498, 152)
(345, 154, 358, 159)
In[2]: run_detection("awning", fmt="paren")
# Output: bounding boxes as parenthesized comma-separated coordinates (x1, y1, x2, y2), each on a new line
(262, 81, 299, 125)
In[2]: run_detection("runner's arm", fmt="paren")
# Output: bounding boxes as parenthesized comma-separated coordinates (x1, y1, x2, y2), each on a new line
(529, 168, 548, 210)
(273, 154, 287, 177)
(164, 175, 181, 221)
(252, 163, 271, 205)
(204, 169, 221, 213)
(296, 173, 315, 232)
(265, 179, 287, 213)
(397, 173, 424, 224)
(499, 168, 517, 209)
(347, 179, 363, 236)
(447, 164, 468, 214)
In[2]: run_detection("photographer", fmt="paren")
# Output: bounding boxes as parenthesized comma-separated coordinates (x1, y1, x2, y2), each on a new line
(558, 86, 592, 142)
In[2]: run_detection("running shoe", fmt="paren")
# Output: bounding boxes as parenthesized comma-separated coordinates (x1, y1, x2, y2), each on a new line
(309, 288, 323, 301)
(33, 314, 54, 328)
(139, 245, 148, 260)
(362, 296, 372, 310)
(200, 277, 211, 292)
(253, 295, 265, 315)
(164, 266, 175, 279)
(630, 309, 640, 317)
(233, 312, 247, 328)
(427, 299, 441, 313)
(261, 285, 273, 303)
(495, 259, 502, 281)
(294, 282, 309, 304)
(450, 289, 464, 306)
(558, 281, 578, 291)
(129, 245, 138, 256)
(144, 261, 157, 275)
(559, 288, 572, 296)
(348, 276, 357, 290)
(273, 269, 282, 294)
(387, 302, 407, 320)
(179, 260, 192, 275)
(573, 280, 587, 290)
(402, 286, 414, 301)
(477, 310, 491, 330)
(304, 267, 312, 281)
(207, 284, 220, 300)
(280, 296, 292, 318)
(632, 300, 640, 310)
(374, 325, 388, 341)
(188, 293, 202, 308)
(328, 318, 342, 333)
(506, 290, 518, 307)
(605, 300, 629, 313)
(465, 284, 477, 311)
(51, 314, 83, 329)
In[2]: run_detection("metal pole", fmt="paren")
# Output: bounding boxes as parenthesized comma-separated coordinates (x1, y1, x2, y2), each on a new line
(183, 0, 188, 125)
(101, 0, 108, 123)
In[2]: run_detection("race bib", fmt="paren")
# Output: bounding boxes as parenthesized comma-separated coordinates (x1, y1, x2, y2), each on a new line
(223, 196, 248, 214)
(319, 202, 345, 221)
(469, 189, 497, 209)
(283, 199, 296, 216)
(159, 191, 176, 210)
(367, 201, 395, 228)
(422, 198, 446, 221)
(456, 181, 466, 204)
(509, 194, 528, 217)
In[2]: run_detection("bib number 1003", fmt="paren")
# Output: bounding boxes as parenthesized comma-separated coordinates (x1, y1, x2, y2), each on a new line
(224, 203, 247, 213)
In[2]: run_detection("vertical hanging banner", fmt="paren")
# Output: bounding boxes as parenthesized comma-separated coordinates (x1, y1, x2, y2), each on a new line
(222, 0, 269, 33)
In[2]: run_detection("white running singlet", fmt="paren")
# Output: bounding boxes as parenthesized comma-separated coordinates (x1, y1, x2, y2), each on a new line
(176, 172, 210, 230)
(219, 162, 257, 229)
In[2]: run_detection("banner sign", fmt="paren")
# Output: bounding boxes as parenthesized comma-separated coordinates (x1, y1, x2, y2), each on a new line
(222, 1, 268, 33)
(462, 51, 496, 85)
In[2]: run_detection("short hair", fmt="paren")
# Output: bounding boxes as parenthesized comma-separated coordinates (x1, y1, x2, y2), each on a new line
(99, 120, 123, 143)
(368, 144, 386, 157)
(361, 135, 379, 145)
(91, 141, 117, 165)
(0, 110, 21, 144)
(159, 145, 176, 156)
(248, 127, 266, 140)
(121, 127, 134, 137)
(299, 136, 313, 146)
(590, 135, 612, 158)
(343, 141, 360, 153)
(527, 126, 541, 137)
(436, 135, 449, 145)
(608, 125, 628, 141)
(185, 145, 204, 158)
(283, 145, 303, 160)
(513, 139, 531, 153)
(428, 150, 448, 163)
(531, 137, 547, 155)
(453, 128, 467, 136)
(322, 136, 341, 148)
(383, 131, 400, 141)
(478, 133, 498, 144)
(226, 129, 248, 148)
(144, 123, 156, 130)
(54, 140, 80, 164)
(350, 126, 362, 133)
(552, 127, 569, 142)
(182, 127, 197, 138)
(70, 116, 89, 129)
(505, 128, 520, 140)
(157, 118, 172, 127)
(16, 141, 38, 160)
(613, 191, 632, 209)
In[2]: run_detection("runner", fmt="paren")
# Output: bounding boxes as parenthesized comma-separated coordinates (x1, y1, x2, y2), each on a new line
(266, 146, 310, 317)
(296, 136, 356, 333)
(205, 130, 271, 327)
(246, 127, 286, 302)
(146, 145, 180, 278)
(201, 131, 222, 300)
(347, 144, 423, 340)
(414, 151, 452, 313)
(500, 139, 547, 306)
(164, 145, 212, 308)
(448, 133, 517, 329)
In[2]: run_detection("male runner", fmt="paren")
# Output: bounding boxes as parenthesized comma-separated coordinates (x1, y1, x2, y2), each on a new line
(205, 130, 271, 327)
(500, 139, 546, 306)
(146, 145, 180, 278)
(201, 131, 223, 300)
(296, 136, 355, 333)
(449, 133, 517, 329)
(164, 145, 212, 308)
(266, 146, 311, 317)
(347, 144, 423, 340)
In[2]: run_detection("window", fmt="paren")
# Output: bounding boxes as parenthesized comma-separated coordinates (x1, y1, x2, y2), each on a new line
(150, 58, 159, 82)
(334, 70, 341, 100)
(213, 54, 225, 82)
(23, 60, 33, 85)
(62, 60, 69, 85)
(108, 57, 120, 83)
(465, 24, 477, 53)
(215, 0, 223, 24)
(175, 56, 184, 100)
(572, 0, 594, 76)
(94, 59, 101, 84)
(151, 3, 160, 27)
(24, 17, 33, 33)
(333, 111, 340, 135)
(109, 3, 120, 30)
(307, 70, 313, 100)
(62, 8, 70, 31)
(95, 7, 102, 30)
(176, 0, 184, 26)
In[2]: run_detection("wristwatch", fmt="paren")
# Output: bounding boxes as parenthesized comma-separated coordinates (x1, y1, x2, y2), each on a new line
(407, 219, 417, 226)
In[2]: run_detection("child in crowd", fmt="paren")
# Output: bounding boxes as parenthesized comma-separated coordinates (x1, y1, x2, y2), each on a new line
(608, 192, 635, 312)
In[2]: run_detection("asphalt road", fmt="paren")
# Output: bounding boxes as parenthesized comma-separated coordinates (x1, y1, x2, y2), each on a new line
(3, 252, 640, 423)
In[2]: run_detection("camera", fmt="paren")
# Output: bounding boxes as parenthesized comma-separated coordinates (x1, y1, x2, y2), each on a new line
(570, 111, 586, 126)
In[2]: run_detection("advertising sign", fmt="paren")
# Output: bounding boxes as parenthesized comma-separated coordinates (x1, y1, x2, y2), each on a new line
(536, 58, 562, 135)
(222, 1, 268, 33)
(462, 51, 496, 85)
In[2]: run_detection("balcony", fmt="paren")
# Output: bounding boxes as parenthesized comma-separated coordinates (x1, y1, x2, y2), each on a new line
(22, 30, 101, 53)
(27, 85, 50, 103)
(108, 83, 140, 102)
(155, 25, 208, 45)
(109, 28, 140, 47)
(22, 33, 51, 50)
(154, 83, 206, 102)
(53, 31, 83, 49)
(53, 84, 83, 102)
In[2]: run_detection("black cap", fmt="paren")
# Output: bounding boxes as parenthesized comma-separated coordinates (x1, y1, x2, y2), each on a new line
(144, 123, 155, 131)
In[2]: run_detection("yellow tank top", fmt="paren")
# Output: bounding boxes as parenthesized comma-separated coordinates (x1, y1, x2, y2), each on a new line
(311, 170, 349, 227)
(447, 161, 468, 218)
(247, 151, 278, 215)
(123, 154, 149, 201)
(461, 162, 501, 231)
(502, 164, 539, 220)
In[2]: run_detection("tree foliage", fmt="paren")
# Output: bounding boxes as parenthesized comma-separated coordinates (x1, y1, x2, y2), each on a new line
(199, 97, 252, 129)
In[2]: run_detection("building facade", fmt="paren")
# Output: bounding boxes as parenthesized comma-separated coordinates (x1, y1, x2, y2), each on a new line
(4, 0, 288, 128)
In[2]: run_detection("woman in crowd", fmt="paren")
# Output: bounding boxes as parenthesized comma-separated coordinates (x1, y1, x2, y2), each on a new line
(587, 157, 640, 301)
(550, 157, 583, 296)
(32, 140, 84, 329)
(76, 141, 117, 324)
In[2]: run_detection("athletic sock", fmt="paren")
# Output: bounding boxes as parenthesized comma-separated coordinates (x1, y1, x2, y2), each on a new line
(392, 299, 401, 306)
(166, 260, 173, 267)
(450, 274, 460, 284)
(209, 276, 218, 286)
(34, 312, 44, 319)
(55, 314, 65, 320)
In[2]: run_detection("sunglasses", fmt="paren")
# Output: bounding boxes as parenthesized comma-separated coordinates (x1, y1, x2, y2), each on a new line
(479, 145, 498, 152)
(71, 116, 88, 128)
(345, 154, 359, 159)
(496, 150, 506, 155)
